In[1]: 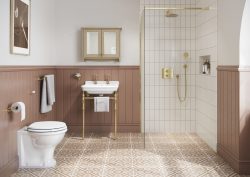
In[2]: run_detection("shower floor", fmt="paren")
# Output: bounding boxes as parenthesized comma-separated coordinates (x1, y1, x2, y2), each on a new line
(11, 133, 248, 177)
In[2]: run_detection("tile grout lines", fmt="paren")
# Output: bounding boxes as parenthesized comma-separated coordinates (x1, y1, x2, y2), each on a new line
(172, 133, 193, 176)
(187, 133, 228, 177)
(149, 134, 166, 177)
(130, 133, 135, 177)
(70, 133, 93, 177)
(101, 134, 111, 177)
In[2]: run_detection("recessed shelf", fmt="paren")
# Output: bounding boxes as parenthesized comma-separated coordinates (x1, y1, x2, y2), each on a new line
(199, 55, 211, 75)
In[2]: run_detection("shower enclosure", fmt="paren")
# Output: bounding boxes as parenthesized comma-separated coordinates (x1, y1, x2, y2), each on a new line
(141, 0, 209, 135)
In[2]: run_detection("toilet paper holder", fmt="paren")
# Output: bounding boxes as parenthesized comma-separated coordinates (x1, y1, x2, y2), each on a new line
(1, 107, 12, 112)
(1, 104, 21, 112)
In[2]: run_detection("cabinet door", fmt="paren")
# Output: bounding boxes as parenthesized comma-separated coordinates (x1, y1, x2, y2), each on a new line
(82, 29, 102, 60)
(101, 29, 121, 60)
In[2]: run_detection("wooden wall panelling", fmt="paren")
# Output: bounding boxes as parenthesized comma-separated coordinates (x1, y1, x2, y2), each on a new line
(0, 66, 140, 176)
(0, 67, 57, 175)
(125, 70, 133, 125)
(217, 66, 250, 174)
(55, 69, 64, 122)
(104, 69, 113, 126)
(132, 69, 140, 125)
(118, 69, 126, 125)
(56, 66, 141, 133)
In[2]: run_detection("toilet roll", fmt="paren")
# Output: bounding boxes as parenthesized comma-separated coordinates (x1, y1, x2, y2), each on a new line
(11, 102, 26, 121)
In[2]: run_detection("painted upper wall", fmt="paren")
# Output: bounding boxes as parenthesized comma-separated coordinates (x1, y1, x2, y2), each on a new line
(0, 0, 140, 66)
(54, 0, 140, 66)
(240, 0, 250, 66)
(0, 0, 57, 65)
(218, 0, 246, 66)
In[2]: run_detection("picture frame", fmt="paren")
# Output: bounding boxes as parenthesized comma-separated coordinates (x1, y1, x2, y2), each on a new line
(10, 0, 31, 55)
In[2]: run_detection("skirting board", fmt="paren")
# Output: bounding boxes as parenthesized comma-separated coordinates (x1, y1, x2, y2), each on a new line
(218, 145, 250, 175)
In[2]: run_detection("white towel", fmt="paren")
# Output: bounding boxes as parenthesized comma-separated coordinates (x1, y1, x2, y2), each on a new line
(46, 75, 55, 105)
(94, 97, 109, 112)
(41, 74, 55, 113)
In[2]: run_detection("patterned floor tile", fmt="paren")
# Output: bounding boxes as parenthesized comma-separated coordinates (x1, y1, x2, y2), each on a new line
(134, 167, 163, 177)
(79, 157, 105, 167)
(132, 149, 158, 157)
(182, 157, 216, 168)
(11, 169, 37, 177)
(11, 133, 249, 177)
(23, 168, 45, 177)
(57, 149, 83, 157)
(106, 157, 133, 167)
(181, 150, 207, 158)
(157, 149, 183, 158)
(103, 167, 134, 177)
(55, 157, 79, 167)
(133, 157, 160, 167)
(160, 157, 186, 167)
(74, 167, 102, 177)
(164, 167, 192, 177)
(108, 149, 132, 157)
(154, 143, 177, 150)
(82, 149, 107, 158)
(41, 169, 68, 177)
(63, 142, 86, 150)
(86, 142, 109, 149)
(109, 142, 132, 149)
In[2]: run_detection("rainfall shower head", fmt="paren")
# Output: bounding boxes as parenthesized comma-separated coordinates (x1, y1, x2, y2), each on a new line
(165, 10, 178, 17)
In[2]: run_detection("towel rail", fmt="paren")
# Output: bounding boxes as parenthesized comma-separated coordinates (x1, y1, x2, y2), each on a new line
(82, 92, 118, 140)
(37, 76, 45, 81)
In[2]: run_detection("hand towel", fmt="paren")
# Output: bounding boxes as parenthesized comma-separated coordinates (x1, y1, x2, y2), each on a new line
(41, 74, 55, 113)
(45, 75, 55, 105)
(94, 97, 109, 112)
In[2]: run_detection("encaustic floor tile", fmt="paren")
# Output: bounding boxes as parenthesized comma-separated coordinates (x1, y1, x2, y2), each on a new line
(11, 133, 249, 177)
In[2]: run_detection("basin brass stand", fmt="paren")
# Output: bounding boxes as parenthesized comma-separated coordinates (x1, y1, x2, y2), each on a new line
(82, 92, 118, 140)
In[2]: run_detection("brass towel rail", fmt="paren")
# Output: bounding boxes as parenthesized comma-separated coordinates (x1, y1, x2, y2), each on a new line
(37, 76, 45, 81)
(82, 92, 118, 140)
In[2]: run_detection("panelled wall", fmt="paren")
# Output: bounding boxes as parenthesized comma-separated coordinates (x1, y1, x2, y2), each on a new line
(196, 0, 218, 150)
(56, 66, 140, 133)
(0, 67, 57, 176)
(217, 66, 250, 175)
(0, 66, 140, 176)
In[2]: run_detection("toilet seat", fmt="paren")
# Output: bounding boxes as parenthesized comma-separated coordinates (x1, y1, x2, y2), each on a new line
(27, 121, 67, 133)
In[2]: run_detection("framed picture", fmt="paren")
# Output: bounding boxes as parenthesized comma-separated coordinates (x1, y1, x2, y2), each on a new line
(10, 0, 31, 55)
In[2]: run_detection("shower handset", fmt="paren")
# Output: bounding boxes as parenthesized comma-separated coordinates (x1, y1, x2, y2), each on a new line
(176, 64, 188, 102)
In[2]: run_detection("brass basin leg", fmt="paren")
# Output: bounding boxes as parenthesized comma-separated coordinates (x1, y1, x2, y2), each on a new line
(82, 92, 85, 139)
(114, 92, 118, 139)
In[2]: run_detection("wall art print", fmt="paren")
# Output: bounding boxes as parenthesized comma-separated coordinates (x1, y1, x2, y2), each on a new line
(10, 0, 30, 55)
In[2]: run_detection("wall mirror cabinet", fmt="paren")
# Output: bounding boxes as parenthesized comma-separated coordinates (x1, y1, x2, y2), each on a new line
(82, 28, 121, 61)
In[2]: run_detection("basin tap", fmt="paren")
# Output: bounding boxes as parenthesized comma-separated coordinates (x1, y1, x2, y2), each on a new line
(105, 74, 111, 84)
(93, 74, 98, 84)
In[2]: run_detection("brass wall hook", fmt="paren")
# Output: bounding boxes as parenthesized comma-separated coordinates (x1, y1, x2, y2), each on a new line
(73, 73, 82, 80)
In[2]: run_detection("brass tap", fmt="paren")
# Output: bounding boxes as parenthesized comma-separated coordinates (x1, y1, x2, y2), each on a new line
(105, 74, 111, 84)
(93, 74, 98, 84)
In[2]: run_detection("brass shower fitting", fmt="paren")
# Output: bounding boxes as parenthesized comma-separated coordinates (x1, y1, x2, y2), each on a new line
(176, 64, 188, 102)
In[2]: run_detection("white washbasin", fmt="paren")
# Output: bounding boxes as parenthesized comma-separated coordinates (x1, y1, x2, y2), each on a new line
(81, 81, 119, 94)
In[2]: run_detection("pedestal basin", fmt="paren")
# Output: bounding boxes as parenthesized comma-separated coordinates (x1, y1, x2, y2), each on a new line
(81, 81, 119, 94)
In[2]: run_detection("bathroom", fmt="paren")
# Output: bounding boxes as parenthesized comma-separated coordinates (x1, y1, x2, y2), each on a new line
(0, 0, 250, 176)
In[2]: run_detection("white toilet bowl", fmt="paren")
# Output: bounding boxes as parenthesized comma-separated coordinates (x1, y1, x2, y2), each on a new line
(17, 121, 67, 168)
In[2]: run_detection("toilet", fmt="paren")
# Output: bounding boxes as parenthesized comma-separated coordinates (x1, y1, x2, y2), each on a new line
(17, 121, 67, 168)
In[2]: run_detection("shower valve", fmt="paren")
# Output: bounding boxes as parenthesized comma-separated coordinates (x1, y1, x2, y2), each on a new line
(162, 68, 174, 79)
